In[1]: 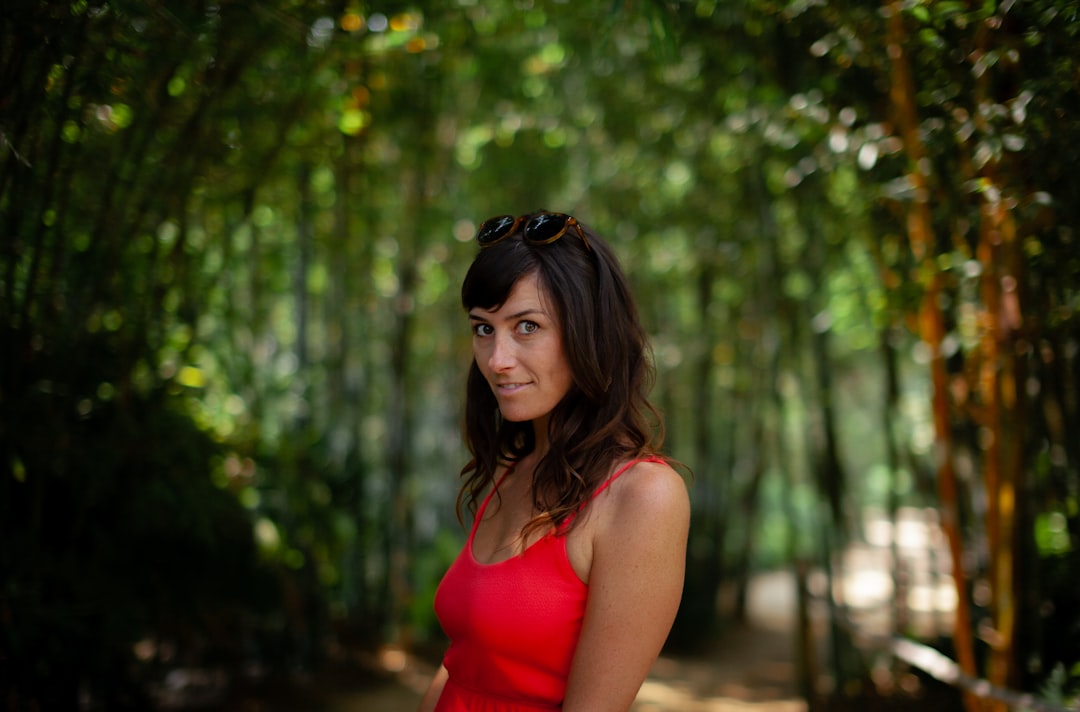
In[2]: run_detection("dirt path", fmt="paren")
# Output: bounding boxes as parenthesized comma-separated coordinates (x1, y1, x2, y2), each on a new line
(341, 528, 955, 712)
(331, 573, 808, 712)
(633, 623, 805, 712)
(626, 571, 808, 711)
(331, 621, 804, 712)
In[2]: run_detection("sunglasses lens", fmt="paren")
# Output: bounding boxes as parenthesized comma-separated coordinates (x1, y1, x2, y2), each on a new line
(477, 215, 516, 245)
(524, 213, 569, 244)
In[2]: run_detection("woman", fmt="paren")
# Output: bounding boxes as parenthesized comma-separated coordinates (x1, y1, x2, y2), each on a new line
(419, 211, 690, 712)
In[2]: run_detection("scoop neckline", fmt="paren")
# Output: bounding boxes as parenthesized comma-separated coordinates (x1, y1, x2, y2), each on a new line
(466, 456, 661, 567)
(467, 526, 559, 567)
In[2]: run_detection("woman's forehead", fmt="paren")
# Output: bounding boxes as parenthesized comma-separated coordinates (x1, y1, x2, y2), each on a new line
(472, 272, 554, 317)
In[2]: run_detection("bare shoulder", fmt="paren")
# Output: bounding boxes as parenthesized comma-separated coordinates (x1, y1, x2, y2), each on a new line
(604, 459, 690, 525)
(563, 459, 690, 710)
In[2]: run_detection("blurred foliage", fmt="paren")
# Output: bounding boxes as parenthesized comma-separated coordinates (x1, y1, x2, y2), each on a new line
(2, 0, 1079, 708)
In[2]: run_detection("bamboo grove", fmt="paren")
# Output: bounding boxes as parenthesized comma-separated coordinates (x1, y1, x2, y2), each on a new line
(2, 1, 1078, 709)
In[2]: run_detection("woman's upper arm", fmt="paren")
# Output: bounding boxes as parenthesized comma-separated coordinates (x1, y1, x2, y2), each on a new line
(562, 461, 691, 712)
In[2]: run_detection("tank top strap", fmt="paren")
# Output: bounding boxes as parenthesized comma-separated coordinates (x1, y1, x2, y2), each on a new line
(589, 455, 667, 500)
(558, 455, 667, 532)
(469, 462, 517, 539)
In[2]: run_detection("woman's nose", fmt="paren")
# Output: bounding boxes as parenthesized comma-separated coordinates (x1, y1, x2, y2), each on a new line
(488, 332, 515, 371)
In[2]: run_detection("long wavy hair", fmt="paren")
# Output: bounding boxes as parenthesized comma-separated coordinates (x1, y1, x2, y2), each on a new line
(458, 211, 665, 537)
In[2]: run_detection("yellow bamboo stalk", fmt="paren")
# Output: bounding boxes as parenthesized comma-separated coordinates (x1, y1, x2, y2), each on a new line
(971, 10, 1024, 701)
(976, 178, 1023, 701)
(884, 3, 983, 710)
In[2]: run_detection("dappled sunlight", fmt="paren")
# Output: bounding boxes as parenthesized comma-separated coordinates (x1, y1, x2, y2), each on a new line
(743, 507, 960, 641)
(837, 508, 957, 639)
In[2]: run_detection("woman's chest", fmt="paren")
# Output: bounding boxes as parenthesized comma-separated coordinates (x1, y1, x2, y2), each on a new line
(471, 486, 597, 583)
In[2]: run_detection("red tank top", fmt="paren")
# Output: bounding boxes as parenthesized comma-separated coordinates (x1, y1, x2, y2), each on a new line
(432, 457, 664, 711)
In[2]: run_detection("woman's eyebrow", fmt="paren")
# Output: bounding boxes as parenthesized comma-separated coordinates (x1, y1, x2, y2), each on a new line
(506, 308, 545, 320)
(468, 308, 546, 322)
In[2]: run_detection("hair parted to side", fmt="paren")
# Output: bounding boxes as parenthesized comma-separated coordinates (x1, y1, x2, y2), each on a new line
(458, 211, 666, 536)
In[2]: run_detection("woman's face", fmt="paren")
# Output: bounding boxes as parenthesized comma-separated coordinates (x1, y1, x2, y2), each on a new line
(469, 271, 574, 428)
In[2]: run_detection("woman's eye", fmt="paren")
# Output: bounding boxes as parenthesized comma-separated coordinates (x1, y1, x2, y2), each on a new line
(519, 321, 539, 334)
(473, 323, 493, 337)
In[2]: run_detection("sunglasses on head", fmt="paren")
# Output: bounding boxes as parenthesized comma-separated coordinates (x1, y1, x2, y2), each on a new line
(475, 211, 592, 252)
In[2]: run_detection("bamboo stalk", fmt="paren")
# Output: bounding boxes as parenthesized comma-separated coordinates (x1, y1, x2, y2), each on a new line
(884, 3, 983, 710)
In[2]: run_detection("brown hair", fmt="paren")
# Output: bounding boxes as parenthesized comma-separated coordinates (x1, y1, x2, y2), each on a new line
(458, 211, 665, 536)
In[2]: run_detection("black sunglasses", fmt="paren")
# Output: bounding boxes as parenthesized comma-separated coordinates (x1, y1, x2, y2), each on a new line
(475, 211, 591, 252)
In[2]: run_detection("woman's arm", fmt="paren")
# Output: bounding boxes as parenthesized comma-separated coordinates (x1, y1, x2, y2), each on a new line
(416, 663, 449, 712)
(562, 461, 690, 712)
